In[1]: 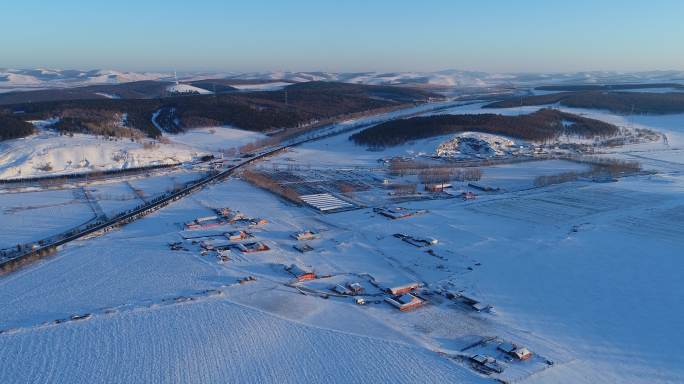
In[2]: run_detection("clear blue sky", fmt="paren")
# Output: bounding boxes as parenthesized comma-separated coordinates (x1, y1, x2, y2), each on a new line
(1, 0, 683, 73)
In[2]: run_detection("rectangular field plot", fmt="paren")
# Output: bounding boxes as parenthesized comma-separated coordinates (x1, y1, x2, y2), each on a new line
(466, 186, 655, 224)
(0, 189, 96, 249)
(615, 205, 684, 242)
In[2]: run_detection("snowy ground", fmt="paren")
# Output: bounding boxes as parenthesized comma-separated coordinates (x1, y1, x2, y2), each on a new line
(0, 102, 683, 383)
(0, 131, 195, 180)
(0, 126, 265, 180)
(164, 126, 266, 153)
(0, 189, 95, 249)
(230, 81, 291, 91)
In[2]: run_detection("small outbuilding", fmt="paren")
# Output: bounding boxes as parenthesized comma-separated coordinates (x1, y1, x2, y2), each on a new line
(461, 191, 477, 200)
(293, 243, 314, 253)
(470, 355, 504, 374)
(425, 183, 452, 192)
(332, 284, 352, 295)
(291, 230, 319, 241)
(347, 282, 364, 295)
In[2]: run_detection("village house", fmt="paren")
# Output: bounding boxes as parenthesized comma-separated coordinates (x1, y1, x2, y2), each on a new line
(385, 292, 426, 311)
(286, 264, 316, 282)
(497, 342, 533, 361)
(225, 230, 250, 241)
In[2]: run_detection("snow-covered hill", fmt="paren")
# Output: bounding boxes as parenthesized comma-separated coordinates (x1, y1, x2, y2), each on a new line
(225, 69, 684, 88)
(4, 68, 684, 94)
(165, 83, 213, 95)
(0, 68, 171, 91)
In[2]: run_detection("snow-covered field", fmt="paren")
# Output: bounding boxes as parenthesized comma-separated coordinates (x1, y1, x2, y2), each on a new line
(0, 189, 95, 249)
(230, 81, 291, 91)
(164, 126, 266, 153)
(0, 101, 683, 383)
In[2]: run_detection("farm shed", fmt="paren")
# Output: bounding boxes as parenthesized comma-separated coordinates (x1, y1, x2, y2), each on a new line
(498, 343, 533, 361)
(425, 183, 452, 192)
(387, 283, 421, 295)
(374, 207, 427, 220)
(293, 244, 314, 253)
(185, 215, 227, 230)
(300, 193, 356, 213)
(332, 284, 352, 295)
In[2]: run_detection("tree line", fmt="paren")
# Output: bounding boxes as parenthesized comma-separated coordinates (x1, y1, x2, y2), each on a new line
(485, 91, 684, 115)
(0, 81, 436, 142)
(0, 115, 35, 140)
(351, 109, 619, 147)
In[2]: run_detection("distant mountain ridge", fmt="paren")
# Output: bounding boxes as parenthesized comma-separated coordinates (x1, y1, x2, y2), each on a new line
(2, 68, 684, 92)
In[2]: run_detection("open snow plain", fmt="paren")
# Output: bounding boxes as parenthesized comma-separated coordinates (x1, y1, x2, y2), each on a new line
(0, 104, 683, 383)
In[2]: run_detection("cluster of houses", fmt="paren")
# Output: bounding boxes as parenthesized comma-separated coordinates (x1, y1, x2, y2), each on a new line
(468, 340, 535, 376)
(183, 208, 273, 262)
(216, 207, 268, 227)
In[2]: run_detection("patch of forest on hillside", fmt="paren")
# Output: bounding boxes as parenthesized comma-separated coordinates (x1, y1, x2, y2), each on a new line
(0, 115, 35, 140)
(484, 91, 684, 114)
(0, 82, 437, 141)
(350, 109, 619, 147)
(535, 83, 684, 92)
(0, 81, 173, 105)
